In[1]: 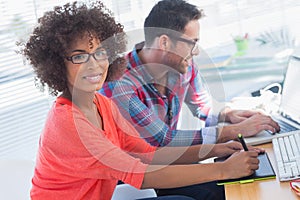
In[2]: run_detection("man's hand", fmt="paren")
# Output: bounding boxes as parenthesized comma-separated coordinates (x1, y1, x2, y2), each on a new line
(218, 113, 280, 142)
(231, 113, 280, 137)
(220, 107, 261, 124)
(247, 145, 265, 154)
(211, 141, 243, 158)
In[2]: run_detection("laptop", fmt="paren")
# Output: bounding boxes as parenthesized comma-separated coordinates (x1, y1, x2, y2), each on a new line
(245, 55, 300, 145)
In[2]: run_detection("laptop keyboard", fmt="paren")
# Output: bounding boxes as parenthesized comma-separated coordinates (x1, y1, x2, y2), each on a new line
(274, 118, 298, 133)
(272, 131, 300, 181)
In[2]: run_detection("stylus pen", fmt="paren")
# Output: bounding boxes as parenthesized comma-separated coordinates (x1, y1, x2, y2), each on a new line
(238, 133, 249, 151)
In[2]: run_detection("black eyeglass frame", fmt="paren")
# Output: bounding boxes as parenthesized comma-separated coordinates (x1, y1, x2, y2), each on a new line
(169, 35, 199, 54)
(65, 49, 109, 64)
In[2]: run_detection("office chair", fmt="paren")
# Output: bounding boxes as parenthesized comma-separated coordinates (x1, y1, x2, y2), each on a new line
(111, 183, 157, 200)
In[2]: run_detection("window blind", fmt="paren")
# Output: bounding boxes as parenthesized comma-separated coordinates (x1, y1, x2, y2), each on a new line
(0, 0, 70, 161)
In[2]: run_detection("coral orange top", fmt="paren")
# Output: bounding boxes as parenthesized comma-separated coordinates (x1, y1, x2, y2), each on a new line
(30, 93, 156, 200)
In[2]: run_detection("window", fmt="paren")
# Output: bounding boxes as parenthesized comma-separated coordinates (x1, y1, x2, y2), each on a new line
(189, 0, 300, 49)
(0, 0, 71, 161)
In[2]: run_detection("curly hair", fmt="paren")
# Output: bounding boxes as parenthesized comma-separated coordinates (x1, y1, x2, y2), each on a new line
(21, 1, 127, 95)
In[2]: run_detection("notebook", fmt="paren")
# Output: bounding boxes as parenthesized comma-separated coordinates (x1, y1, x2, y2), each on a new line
(214, 152, 276, 185)
(245, 55, 300, 145)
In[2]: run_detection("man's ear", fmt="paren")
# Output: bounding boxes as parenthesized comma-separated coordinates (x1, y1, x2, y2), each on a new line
(158, 34, 169, 51)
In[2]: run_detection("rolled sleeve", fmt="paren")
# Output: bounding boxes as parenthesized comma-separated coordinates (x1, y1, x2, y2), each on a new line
(201, 126, 218, 144)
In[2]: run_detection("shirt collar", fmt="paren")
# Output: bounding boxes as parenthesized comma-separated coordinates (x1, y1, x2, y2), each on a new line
(127, 41, 191, 88)
(127, 42, 155, 83)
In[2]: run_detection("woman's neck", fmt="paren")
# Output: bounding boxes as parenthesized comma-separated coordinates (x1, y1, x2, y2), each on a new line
(62, 87, 103, 129)
(62, 87, 95, 110)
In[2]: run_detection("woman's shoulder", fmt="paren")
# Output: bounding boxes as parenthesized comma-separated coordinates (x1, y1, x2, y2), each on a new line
(50, 96, 81, 122)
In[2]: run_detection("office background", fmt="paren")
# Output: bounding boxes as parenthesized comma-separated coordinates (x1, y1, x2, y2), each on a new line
(0, 0, 299, 161)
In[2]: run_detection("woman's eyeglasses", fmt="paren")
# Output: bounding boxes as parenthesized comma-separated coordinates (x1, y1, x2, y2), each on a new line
(65, 48, 108, 64)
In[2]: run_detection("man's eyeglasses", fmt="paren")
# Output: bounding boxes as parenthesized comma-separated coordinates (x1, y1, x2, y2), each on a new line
(171, 35, 199, 54)
(65, 48, 108, 64)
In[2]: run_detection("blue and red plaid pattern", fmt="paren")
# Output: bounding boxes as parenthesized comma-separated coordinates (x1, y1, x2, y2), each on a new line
(100, 42, 219, 146)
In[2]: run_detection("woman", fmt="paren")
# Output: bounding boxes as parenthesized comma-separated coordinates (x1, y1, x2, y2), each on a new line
(21, 1, 260, 199)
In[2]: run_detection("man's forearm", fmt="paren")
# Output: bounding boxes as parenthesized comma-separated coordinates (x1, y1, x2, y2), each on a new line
(218, 107, 231, 123)
(216, 125, 238, 143)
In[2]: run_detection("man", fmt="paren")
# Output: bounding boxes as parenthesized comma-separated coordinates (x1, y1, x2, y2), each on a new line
(100, 0, 280, 147)
(100, 0, 278, 199)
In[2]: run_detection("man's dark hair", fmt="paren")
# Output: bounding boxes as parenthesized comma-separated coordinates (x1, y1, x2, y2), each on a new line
(20, 1, 126, 95)
(144, 0, 204, 46)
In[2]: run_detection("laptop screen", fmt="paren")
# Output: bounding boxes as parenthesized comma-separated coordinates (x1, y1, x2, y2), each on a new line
(279, 56, 300, 124)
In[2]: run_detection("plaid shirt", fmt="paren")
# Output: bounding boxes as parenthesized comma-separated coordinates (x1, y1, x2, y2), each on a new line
(100, 42, 220, 146)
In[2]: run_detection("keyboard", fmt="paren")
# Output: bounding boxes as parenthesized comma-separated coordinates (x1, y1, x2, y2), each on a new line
(276, 118, 298, 133)
(272, 131, 300, 181)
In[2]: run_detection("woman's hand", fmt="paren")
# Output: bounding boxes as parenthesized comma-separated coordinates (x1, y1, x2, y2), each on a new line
(222, 151, 260, 179)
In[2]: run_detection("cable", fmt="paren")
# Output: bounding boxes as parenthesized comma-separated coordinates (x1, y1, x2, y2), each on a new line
(260, 82, 282, 94)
